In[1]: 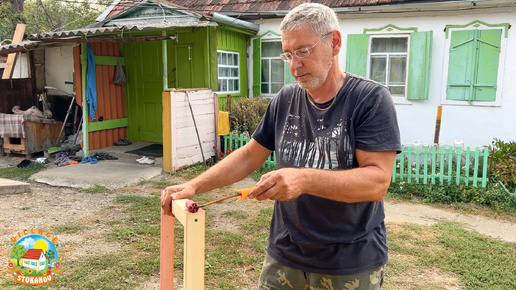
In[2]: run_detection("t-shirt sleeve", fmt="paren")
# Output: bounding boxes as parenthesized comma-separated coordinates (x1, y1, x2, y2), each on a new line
(354, 85, 401, 153)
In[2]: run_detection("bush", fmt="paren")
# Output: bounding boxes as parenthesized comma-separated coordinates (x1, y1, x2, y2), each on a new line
(230, 98, 270, 133)
(388, 181, 516, 212)
(490, 138, 516, 191)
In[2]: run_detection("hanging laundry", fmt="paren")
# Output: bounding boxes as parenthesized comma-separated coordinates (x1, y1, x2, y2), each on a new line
(217, 111, 230, 136)
(86, 43, 97, 119)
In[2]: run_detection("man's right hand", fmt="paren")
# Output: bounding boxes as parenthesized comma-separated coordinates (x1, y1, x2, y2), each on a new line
(161, 184, 196, 215)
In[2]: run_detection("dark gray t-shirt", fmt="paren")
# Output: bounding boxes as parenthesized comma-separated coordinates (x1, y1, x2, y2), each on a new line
(252, 73, 401, 275)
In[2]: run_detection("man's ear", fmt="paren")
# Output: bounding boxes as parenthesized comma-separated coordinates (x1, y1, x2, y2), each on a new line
(331, 30, 342, 54)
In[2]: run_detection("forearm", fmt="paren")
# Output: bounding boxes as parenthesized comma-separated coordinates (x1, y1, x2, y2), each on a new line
(299, 166, 391, 202)
(251, 150, 396, 203)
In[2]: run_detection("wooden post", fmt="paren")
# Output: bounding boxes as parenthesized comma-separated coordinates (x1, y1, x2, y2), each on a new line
(2, 24, 26, 80)
(433, 106, 443, 145)
(161, 191, 206, 290)
(160, 190, 175, 289)
(226, 94, 232, 112)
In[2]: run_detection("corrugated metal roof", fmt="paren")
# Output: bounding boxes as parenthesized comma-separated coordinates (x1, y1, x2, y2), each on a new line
(29, 20, 216, 41)
(165, 0, 416, 13)
(0, 40, 74, 56)
(100, 0, 417, 20)
(0, 41, 40, 53)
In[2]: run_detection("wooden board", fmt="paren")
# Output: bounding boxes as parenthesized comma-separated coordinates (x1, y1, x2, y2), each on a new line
(2, 24, 26, 80)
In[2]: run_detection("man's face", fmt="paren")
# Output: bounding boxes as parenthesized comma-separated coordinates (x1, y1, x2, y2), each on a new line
(281, 24, 333, 91)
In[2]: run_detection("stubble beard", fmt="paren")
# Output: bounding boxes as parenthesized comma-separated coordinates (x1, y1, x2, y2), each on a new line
(296, 55, 333, 91)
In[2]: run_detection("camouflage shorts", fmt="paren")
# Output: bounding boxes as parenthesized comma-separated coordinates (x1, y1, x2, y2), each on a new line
(258, 253, 384, 290)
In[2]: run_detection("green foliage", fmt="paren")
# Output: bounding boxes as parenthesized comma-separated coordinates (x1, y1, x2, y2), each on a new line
(490, 138, 516, 191)
(23, 0, 105, 35)
(230, 97, 270, 133)
(0, 163, 45, 180)
(0, 2, 17, 43)
(10, 244, 26, 260)
(388, 181, 516, 212)
(0, 0, 107, 43)
(44, 249, 55, 260)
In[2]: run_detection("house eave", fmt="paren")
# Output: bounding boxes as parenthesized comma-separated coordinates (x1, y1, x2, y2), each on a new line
(216, 0, 516, 20)
(334, 0, 516, 15)
(27, 21, 215, 42)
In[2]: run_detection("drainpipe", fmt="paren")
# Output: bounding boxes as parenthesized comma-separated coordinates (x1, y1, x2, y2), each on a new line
(211, 12, 259, 33)
(162, 30, 168, 90)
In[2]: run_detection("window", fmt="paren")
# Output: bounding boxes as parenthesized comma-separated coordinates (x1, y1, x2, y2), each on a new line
(346, 25, 432, 103)
(252, 31, 296, 98)
(442, 21, 508, 106)
(217, 51, 239, 93)
(369, 36, 408, 97)
(261, 41, 285, 96)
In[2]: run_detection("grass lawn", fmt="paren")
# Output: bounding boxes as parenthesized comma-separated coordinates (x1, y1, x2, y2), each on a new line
(1, 167, 515, 289)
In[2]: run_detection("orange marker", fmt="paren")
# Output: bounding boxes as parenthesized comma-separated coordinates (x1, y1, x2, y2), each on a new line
(234, 187, 255, 202)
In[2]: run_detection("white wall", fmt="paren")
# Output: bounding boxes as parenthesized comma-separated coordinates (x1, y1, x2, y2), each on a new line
(253, 10, 516, 148)
(45, 45, 76, 95)
(0, 53, 29, 78)
(167, 89, 217, 171)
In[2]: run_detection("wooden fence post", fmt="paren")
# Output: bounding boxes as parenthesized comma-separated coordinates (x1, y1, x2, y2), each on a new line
(160, 190, 175, 289)
(161, 192, 206, 290)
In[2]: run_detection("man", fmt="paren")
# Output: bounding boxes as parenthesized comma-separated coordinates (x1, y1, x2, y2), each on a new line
(162, 3, 400, 289)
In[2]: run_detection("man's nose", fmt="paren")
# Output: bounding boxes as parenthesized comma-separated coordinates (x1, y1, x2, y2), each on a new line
(289, 55, 303, 70)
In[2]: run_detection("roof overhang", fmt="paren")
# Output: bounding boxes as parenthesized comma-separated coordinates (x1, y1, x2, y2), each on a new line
(0, 20, 216, 55)
(28, 21, 216, 42)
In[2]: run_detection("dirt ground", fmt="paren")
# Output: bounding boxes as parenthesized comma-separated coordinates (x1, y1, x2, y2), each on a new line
(1, 156, 515, 289)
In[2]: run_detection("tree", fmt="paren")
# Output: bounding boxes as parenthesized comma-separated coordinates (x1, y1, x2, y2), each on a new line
(0, 0, 108, 43)
(10, 244, 26, 267)
(0, 1, 21, 43)
(44, 249, 55, 261)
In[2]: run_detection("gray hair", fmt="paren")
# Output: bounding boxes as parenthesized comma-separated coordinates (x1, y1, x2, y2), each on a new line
(280, 3, 339, 39)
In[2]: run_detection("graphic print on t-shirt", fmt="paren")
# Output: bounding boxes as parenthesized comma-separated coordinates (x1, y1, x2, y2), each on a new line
(278, 113, 353, 169)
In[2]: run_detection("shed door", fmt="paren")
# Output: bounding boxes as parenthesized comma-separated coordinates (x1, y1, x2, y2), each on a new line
(175, 44, 193, 88)
(127, 41, 163, 142)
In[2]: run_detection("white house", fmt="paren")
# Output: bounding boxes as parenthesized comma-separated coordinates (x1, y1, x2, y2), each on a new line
(21, 249, 47, 271)
(3, 0, 514, 149)
(247, 1, 516, 148)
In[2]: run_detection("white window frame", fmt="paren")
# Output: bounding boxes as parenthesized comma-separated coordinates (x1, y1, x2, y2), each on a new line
(261, 38, 284, 98)
(216, 50, 240, 94)
(440, 23, 507, 107)
(366, 30, 411, 105)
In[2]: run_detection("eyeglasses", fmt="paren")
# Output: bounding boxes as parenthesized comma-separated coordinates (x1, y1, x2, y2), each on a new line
(279, 41, 320, 62)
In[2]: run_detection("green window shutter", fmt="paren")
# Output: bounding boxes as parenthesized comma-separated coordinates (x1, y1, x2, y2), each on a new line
(252, 37, 261, 97)
(284, 65, 295, 84)
(447, 30, 474, 101)
(447, 29, 501, 102)
(475, 29, 501, 101)
(345, 34, 368, 77)
(407, 31, 432, 100)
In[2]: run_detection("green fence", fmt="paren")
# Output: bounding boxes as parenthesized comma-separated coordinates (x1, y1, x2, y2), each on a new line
(223, 132, 490, 188)
(222, 131, 276, 169)
(393, 144, 489, 188)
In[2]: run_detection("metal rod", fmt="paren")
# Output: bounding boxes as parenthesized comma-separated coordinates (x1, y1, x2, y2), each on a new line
(195, 193, 241, 209)
(185, 91, 207, 170)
